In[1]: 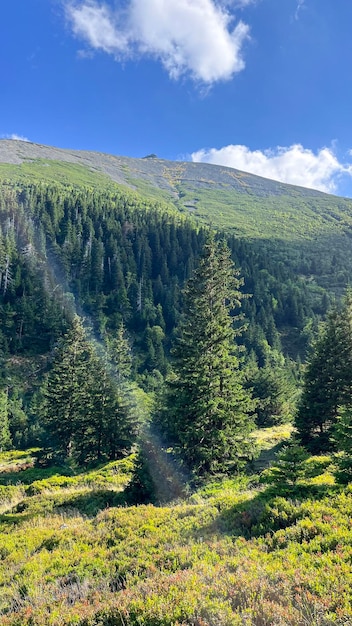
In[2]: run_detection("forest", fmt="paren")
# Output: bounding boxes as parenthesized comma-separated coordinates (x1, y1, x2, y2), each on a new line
(1, 174, 352, 625)
(0, 178, 332, 447)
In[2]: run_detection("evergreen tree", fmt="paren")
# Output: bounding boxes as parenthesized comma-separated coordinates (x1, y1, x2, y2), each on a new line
(157, 237, 254, 475)
(333, 406, 352, 484)
(42, 315, 135, 464)
(248, 363, 294, 427)
(106, 322, 132, 385)
(296, 293, 352, 452)
(263, 443, 309, 489)
(74, 352, 134, 464)
(0, 388, 11, 451)
(7, 391, 28, 448)
(124, 450, 156, 505)
(42, 316, 94, 460)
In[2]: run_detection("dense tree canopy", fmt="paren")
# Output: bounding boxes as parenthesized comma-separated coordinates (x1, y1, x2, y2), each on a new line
(0, 177, 339, 473)
(0, 180, 331, 370)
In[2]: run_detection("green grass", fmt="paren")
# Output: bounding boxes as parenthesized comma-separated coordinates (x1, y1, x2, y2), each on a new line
(175, 184, 352, 240)
(251, 423, 294, 449)
(0, 450, 135, 518)
(0, 160, 117, 190)
(249, 424, 294, 472)
(123, 174, 178, 206)
(0, 442, 352, 625)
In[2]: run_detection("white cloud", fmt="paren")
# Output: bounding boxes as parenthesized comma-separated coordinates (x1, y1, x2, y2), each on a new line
(191, 144, 352, 193)
(66, 0, 250, 83)
(295, 0, 305, 20)
(229, 0, 257, 6)
(2, 134, 30, 142)
(67, 3, 129, 53)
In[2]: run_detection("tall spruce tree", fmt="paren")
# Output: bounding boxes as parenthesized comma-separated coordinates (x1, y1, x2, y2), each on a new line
(106, 322, 132, 386)
(296, 292, 352, 452)
(42, 316, 95, 460)
(157, 237, 254, 475)
(42, 315, 135, 464)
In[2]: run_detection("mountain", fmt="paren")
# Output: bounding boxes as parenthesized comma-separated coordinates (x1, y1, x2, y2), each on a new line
(2, 147, 352, 626)
(1, 139, 352, 244)
(0, 138, 351, 366)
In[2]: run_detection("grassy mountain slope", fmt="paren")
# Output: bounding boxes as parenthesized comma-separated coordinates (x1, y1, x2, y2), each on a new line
(1, 139, 352, 243)
(1, 445, 351, 626)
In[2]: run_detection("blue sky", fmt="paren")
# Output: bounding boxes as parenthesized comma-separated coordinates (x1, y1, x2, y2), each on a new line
(1, 0, 352, 196)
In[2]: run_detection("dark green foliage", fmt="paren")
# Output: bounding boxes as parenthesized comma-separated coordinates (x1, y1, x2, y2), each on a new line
(0, 175, 342, 474)
(124, 450, 156, 505)
(157, 237, 255, 475)
(7, 391, 28, 448)
(41, 316, 135, 465)
(0, 388, 11, 451)
(105, 323, 132, 385)
(0, 188, 67, 355)
(91, 356, 136, 462)
(262, 443, 309, 489)
(296, 292, 352, 452)
(41, 316, 93, 461)
(334, 406, 352, 484)
(248, 362, 295, 427)
(0, 178, 333, 377)
(0, 165, 345, 466)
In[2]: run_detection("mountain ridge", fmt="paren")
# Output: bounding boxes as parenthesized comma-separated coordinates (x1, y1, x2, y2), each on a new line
(1, 139, 352, 245)
(0, 138, 333, 198)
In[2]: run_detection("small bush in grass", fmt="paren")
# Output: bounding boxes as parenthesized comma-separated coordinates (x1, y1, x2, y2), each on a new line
(260, 443, 309, 491)
(124, 451, 156, 505)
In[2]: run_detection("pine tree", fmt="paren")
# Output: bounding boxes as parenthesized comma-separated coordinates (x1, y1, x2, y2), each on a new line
(42, 316, 94, 460)
(296, 292, 352, 452)
(106, 322, 132, 385)
(0, 388, 11, 451)
(263, 443, 309, 489)
(74, 353, 134, 464)
(42, 315, 136, 465)
(333, 406, 352, 484)
(7, 391, 28, 448)
(157, 237, 254, 475)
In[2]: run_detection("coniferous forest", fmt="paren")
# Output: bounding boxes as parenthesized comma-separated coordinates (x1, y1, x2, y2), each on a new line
(2, 164, 352, 625)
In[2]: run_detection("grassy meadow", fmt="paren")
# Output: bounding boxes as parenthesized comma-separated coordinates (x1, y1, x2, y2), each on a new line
(1, 430, 352, 626)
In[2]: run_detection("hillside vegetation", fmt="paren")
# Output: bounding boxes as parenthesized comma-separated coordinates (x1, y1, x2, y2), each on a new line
(2, 140, 352, 244)
(1, 445, 352, 626)
(2, 142, 352, 624)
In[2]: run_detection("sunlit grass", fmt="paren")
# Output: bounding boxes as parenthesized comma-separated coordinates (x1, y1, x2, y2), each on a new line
(251, 423, 294, 449)
(0, 449, 36, 471)
(1, 439, 352, 625)
(0, 160, 115, 189)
